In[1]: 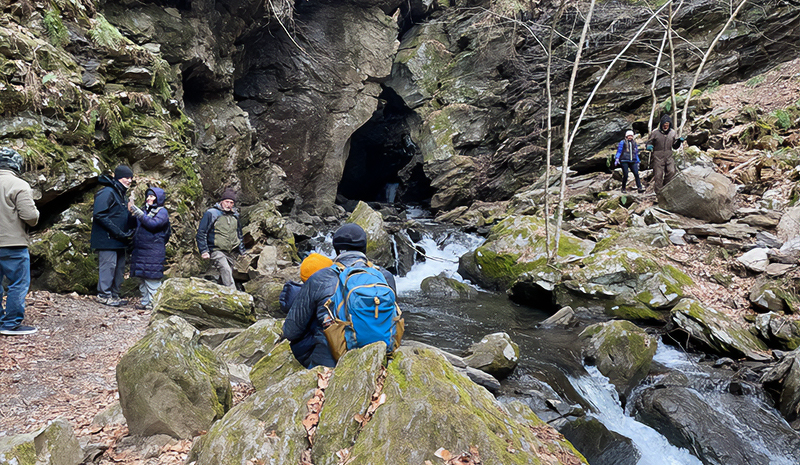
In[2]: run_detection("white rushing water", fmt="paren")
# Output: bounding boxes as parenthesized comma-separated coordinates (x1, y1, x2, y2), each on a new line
(569, 367, 703, 465)
(394, 230, 484, 296)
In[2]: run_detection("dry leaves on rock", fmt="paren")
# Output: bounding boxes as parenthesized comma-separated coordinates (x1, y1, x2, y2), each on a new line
(434, 445, 482, 464)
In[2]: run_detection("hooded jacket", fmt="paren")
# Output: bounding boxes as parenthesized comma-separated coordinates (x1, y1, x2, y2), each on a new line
(91, 174, 135, 250)
(130, 188, 170, 279)
(647, 115, 682, 158)
(282, 250, 397, 368)
(0, 169, 39, 247)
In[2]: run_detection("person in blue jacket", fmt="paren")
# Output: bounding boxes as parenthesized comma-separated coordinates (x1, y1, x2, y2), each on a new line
(129, 187, 171, 310)
(279, 253, 333, 367)
(91, 165, 136, 307)
(614, 130, 644, 193)
(282, 224, 396, 368)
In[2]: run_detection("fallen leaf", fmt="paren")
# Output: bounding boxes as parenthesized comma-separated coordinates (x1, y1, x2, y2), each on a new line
(353, 413, 366, 425)
(302, 413, 319, 432)
(435, 447, 452, 461)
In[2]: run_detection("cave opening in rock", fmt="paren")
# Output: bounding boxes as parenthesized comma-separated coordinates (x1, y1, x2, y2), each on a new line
(337, 86, 433, 209)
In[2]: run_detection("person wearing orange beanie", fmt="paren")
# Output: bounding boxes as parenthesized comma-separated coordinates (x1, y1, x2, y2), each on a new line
(279, 253, 334, 367)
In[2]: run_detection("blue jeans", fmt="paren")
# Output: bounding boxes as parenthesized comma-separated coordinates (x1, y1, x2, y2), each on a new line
(0, 247, 31, 330)
(621, 161, 642, 190)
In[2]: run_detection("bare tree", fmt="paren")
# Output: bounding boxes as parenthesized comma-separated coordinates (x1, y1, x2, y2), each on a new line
(552, 0, 595, 261)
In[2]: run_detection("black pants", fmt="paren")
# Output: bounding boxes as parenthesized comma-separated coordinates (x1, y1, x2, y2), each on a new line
(621, 162, 642, 191)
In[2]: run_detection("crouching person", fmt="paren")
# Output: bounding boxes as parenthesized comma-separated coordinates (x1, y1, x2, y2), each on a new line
(282, 224, 399, 368)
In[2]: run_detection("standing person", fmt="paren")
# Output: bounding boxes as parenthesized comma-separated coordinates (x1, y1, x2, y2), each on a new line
(196, 188, 245, 288)
(646, 115, 685, 194)
(0, 148, 40, 335)
(615, 130, 644, 193)
(129, 187, 171, 310)
(283, 224, 398, 368)
(91, 165, 135, 307)
(279, 253, 334, 367)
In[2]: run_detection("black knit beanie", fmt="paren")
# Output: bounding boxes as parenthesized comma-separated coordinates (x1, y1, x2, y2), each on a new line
(114, 165, 133, 179)
(332, 223, 367, 254)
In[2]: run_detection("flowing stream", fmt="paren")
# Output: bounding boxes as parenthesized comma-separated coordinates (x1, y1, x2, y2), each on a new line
(393, 211, 800, 465)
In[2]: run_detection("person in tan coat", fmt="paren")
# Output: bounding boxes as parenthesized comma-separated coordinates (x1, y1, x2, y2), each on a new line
(0, 148, 40, 335)
(646, 115, 685, 194)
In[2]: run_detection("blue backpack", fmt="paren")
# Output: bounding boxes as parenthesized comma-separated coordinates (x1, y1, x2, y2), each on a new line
(322, 260, 404, 360)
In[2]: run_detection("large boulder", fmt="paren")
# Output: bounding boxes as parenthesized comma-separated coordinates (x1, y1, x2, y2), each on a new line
(249, 339, 307, 392)
(188, 343, 587, 465)
(116, 316, 233, 438)
(657, 168, 736, 223)
(420, 273, 479, 299)
(555, 248, 693, 321)
(580, 320, 657, 400)
(187, 368, 322, 465)
(0, 418, 82, 465)
(458, 215, 595, 291)
(152, 277, 256, 329)
(213, 318, 283, 381)
(346, 201, 393, 269)
(632, 371, 800, 465)
(667, 298, 771, 361)
(462, 332, 519, 379)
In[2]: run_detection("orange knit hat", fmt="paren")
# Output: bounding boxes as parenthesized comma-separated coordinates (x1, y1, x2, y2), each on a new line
(300, 253, 333, 282)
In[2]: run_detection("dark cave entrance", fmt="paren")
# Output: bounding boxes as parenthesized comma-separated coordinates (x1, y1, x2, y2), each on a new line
(337, 86, 433, 209)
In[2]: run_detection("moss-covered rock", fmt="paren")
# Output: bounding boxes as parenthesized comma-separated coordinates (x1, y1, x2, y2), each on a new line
(346, 201, 393, 268)
(348, 345, 587, 464)
(188, 368, 321, 465)
(214, 318, 283, 366)
(152, 277, 256, 329)
(463, 332, 519, 379)
(420, 273, 479, 299)
(580, 320, 657, 399)
(458, 215, 595, 291)
(249, 339, 307, 391)
(755, 313, 800, 351)
(749, 277, 800, 314)
(0, 418, 82, 465)
(556, 248, 692, 322)
(668, 298, 771, 361)
(29, 228, 97, 294)
(116, 316, 233, 438)
(240, 201, 299, 266)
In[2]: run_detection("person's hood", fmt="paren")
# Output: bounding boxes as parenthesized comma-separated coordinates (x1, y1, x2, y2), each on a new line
(146, 187, 166, 207)
(98, 174, 127, 193)
(659, 114, 672, 132)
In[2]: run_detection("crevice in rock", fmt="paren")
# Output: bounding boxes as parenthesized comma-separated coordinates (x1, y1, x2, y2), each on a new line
(337, 86, 433, 209)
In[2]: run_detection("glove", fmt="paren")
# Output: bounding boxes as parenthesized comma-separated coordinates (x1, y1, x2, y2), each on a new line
(119, 230, 134, 244)
(614, 159, 620, 167)
(646, 145, 653, 151)
(678, 137, 686, 143)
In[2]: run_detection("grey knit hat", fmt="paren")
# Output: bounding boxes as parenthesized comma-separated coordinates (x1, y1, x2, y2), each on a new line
(0, 147, 24, 173)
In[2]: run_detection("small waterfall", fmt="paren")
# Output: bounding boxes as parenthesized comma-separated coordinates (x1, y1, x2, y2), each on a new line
(394, 226, 484, 296)
(570, 367, 703, 465)
(383, 182, 399, 203)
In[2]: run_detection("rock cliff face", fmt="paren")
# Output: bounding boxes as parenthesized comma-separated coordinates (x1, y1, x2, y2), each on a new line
(2, 0, 799, 290)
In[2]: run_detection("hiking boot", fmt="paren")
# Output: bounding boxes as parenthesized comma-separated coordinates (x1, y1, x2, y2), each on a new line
(98, 296, 123, 307)
(638, 188, 645, 194)
(621, 188, 627, 193)
(0, 325, 38, 336)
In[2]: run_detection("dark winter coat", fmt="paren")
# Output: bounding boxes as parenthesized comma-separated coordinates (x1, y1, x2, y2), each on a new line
(647, 115, 682, 160)
(615, 139, 640, 163)
(130, 188, 170, 280)
(195, 204, 245, 255)
(282, 251, 396, 368)
(91, 174, 135, 250)
(280, 280, 318, 367)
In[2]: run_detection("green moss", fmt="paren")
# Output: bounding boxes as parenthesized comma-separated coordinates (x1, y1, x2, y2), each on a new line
(43, 5, 69, 47)
(89, 14, 128, 49)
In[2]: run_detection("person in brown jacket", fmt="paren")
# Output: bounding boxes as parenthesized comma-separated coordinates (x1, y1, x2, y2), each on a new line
(646, 115, 685, 194)
(0, 148, 40, 335)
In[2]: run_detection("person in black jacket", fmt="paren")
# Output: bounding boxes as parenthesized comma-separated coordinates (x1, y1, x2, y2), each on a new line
(129, 187, 170, 310)
(91, 165, 136, 307)
(282, 224, 396, 368)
